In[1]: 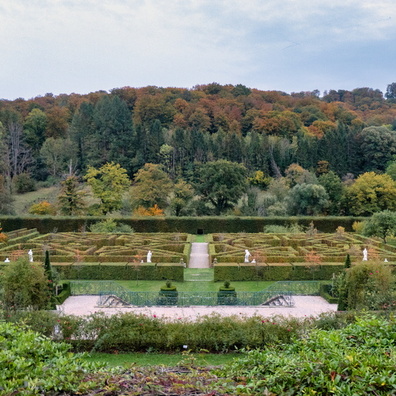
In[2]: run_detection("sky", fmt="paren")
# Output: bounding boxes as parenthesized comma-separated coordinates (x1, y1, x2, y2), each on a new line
(1, 0, 396, 100)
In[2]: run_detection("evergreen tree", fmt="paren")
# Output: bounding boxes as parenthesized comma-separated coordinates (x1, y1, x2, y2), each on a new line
(92, 96, 135, 173)
(69, 101, 95, 173)
(57, 175, 87, 215)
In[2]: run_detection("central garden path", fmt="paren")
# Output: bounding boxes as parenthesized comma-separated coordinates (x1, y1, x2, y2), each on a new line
(185, 242, 213, 281)
(188, 243, 210, 268)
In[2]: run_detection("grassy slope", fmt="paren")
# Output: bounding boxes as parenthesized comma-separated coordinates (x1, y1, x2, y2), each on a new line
(12, 186, 60, 215)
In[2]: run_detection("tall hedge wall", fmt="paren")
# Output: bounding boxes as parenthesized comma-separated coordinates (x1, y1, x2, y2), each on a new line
(0, 216, 366, 234)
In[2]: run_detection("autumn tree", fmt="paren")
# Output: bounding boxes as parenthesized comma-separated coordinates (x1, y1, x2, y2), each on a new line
(57, 176, 87, 215)
(28, 201, 57, 215)
(346, 172, 396, 215)
(131, 163, 173, 209)
(85, 162, 130, 214)
(195, 160, 248, 215)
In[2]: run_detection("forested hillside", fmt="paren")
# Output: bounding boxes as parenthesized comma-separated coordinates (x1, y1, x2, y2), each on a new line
(1, 83, 396, 217)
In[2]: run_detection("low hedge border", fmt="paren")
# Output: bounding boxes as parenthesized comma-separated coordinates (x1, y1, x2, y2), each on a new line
(214, 263, 344, 281)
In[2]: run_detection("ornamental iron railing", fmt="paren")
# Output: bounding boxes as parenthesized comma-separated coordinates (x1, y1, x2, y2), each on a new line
(70, 280, 300, 307)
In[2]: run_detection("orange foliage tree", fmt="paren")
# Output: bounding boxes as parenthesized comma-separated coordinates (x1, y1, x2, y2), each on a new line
(133, 204, 164, 216)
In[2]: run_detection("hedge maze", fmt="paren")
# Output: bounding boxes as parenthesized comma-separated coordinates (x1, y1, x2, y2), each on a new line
(1, 229, 396, 282)
(210, 232, 396, 281)
(0, 230, 190, 281)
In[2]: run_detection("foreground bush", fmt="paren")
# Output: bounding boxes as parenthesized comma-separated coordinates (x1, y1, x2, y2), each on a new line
(0, 322, 105, 395)
(219, 314, 396, 395)
(2, 310, 357, 353)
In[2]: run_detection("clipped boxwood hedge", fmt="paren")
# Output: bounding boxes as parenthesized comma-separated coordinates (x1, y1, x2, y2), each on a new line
(53, 263, 184, 281)
(214, 263, 344, 282)
(0, 215, 366, 234)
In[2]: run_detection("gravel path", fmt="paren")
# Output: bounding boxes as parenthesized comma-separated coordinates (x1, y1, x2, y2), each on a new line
(188, 243, 209, 268)
(59, 296, 337, 321)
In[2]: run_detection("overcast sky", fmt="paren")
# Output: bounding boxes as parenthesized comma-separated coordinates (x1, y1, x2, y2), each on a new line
(1, 0, 396, 100)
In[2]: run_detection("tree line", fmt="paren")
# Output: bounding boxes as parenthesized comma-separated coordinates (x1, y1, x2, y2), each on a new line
(1, 83, 396, 216)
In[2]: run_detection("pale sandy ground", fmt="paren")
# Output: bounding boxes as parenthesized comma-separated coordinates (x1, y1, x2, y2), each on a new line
(60, 296, 338, 321)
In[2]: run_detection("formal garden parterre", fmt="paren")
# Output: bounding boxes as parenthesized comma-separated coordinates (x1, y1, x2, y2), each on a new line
(1, 228, 396, 283)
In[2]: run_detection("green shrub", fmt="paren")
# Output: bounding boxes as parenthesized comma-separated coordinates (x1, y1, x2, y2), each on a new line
(13, 172, 36, 194)
(0, 321, 104, 395)
(219, 314, 396, 395)
(89, 218, 134, 233)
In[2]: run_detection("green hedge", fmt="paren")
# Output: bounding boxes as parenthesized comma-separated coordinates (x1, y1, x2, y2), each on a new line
(0, 216, 367, 234)
(319, 283, 339, 304)
(214, 263, 344, 282)
(55, 281, 71, 305)
(53, 263, 184, 281)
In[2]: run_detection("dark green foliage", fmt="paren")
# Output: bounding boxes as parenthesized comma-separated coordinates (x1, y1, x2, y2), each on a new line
(55, 281, 71, 304)
(54, 263, 184, 281)
(57, 175, 87, 215)
(214, 263, 344, 281)
(195, 160, 248, 215)
(0, 215, 366, 233)
(344, 253, 351, 268)
(0, 258, 52, 310)
(12, 172, 36, 193)
(362, 210, 396, 243)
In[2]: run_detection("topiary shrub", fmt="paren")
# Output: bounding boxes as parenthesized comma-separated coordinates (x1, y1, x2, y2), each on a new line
(158, 280, 178, 305)
(218, 280, 237, 305)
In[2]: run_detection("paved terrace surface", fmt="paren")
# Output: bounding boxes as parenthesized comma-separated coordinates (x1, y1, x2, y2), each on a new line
(188, 243, 210, 268)
(60, 296, 337, 321)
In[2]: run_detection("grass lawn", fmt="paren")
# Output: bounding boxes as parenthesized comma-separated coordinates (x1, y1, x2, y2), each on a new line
(83, 352, 238, 368)
(115, 280, 274, 292)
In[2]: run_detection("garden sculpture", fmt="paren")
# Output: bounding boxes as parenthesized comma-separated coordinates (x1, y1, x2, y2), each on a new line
(244, 249, 251, 263)
(147, 250, 152, 263)
(4, 257, 10, 262)
(362, 248, 368, 261)
(28, 249, 33, 262)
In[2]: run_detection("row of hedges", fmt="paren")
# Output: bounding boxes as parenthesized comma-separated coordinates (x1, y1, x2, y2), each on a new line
(214, 263, 345, 281)
(52, 263, 184, 281)
(0, 216, 366, 234)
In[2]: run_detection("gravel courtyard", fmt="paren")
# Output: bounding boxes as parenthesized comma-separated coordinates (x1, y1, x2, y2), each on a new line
(60, 295, 338, 321)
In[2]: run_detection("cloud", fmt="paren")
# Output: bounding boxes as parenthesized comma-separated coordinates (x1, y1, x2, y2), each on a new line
(0, 0, 395, 99)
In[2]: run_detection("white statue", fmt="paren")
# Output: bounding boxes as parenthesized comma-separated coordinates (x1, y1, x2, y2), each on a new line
(4, 257, 10, 262)
(251, 258, 256, 263)
(244, 249, 251, 263)
(28, 249, 33, 262)
(384, 258, 389, 262)
(147, 250, 152, 263)
(362, 248, 368, 261)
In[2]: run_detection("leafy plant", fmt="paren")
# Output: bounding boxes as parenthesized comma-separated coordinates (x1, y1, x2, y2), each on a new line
(219, 314, 396, 395)
(89, 218, 133, 233)
(0, 321, 105, 395)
